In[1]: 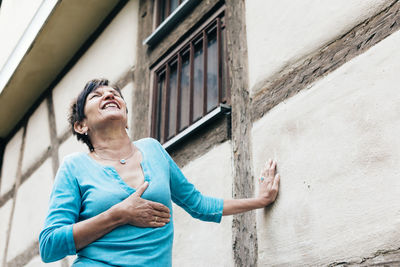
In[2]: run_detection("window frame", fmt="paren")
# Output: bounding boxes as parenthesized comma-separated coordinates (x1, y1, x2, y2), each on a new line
(155, 0, 184, 27)
(150, 6, 229, 145)
(143, 0, 200, 47)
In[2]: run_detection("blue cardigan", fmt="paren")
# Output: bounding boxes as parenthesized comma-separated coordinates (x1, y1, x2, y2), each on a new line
(39, 138, 223, 266)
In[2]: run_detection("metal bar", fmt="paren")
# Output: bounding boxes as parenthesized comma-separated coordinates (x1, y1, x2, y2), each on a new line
(217, 17, 222, 103)
(176, 53, 182, 133)
(203, 30, 207, 116)
(163, 65, 170, 143)
(151, 74, 158, 138)
(189, 42, 194, 124)
(166, 0, 171, 18)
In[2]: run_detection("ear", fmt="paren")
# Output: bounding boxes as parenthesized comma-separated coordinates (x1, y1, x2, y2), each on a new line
(74, 121, 89, 135)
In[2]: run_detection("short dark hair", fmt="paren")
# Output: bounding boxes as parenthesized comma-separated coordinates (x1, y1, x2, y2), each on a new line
(68, 78, 124, 151)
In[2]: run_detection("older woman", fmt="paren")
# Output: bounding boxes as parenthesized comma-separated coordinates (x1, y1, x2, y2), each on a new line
(39, 79, 280, 266)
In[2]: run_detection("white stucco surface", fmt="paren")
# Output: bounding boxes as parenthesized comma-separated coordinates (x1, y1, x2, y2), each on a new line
(7, 159, 53, 261)
(172, 141, 233, 266)
(52, 0, 139, 136)
(252, 30, 400, 265)
(0, 128, 23, 196)
(21, 101, 51, 174)
(0, 200, 12, 265)
(25, 256, 61, 267)
(58, 135, 89, 162)
(65, 255, 77, 266)
(246, 0, 392, 92)
(0, 0, 43, 70)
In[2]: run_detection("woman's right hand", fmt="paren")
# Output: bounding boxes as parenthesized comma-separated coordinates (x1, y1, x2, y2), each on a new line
(115, 181, 171, 228)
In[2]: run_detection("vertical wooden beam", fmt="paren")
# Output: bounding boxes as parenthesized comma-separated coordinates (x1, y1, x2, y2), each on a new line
(0, 139, 5, 192)
(2, 125, 26, 267)
(225, 0, 257, 266)
(133, 0, 155, 139)
(46, 94, 59, 178)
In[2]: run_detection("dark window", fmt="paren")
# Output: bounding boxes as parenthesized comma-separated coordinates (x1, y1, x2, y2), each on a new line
(156, 0, 184, 26)
(151, 10, 229, 144)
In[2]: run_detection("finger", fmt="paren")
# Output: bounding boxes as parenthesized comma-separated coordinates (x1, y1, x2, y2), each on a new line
(150, 209, 171, 219)
(149, 201, 170, 214)
(153, 216, 170, 224)
(149, 221, 168, 228)
(150, 215, 170, 227)
(268, 159, 272, 168)
(260, 161, 268, 178)
(269, 161, 276, 177)
(272, 173, 280, 189)
(134, 181, 149, 197)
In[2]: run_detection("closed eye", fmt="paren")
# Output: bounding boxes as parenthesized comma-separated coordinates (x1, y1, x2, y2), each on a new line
(89, 93, 100, 99)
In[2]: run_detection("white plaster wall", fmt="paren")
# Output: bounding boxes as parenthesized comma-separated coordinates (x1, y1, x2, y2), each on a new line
(7, 159, 53, 261)
(246, 0, 392, 92)
(0, 200, 12, 265)
(58, 135, 88, 162)
(252, 30, 400, 265)
(65, 255, 77, 266)
(0, 128, 23, 196)
(0, 0, 43, 70)
(25, 256, 61, 267)
(52, 0, 139, 136)
(21, 101, 51, 174)
(172, 141, 233, 267)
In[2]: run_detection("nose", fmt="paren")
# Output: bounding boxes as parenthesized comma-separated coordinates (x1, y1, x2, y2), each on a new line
(103, 91, 115, 100)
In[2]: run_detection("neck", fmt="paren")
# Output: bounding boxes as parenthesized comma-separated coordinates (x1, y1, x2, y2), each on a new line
(90, 125, 132, 157)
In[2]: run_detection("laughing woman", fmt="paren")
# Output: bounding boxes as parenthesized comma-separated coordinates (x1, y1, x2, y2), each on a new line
(39, 79, 280, 266)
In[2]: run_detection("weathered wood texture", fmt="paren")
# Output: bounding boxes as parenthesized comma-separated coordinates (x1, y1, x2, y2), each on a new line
(46, 95, 59, 177)
(134, 0, 231, 160)
(115, 67, 135, 90)
(328, 247, 400, 266)
(2, 126, 26, 267)
(133, 0, 223, 140)
(225, 0, 257, 266)
(132, 0, 154, 139)
(251, 0, 400, 123)
(6, 242, 38, 267)
(168, 114, 230, 168)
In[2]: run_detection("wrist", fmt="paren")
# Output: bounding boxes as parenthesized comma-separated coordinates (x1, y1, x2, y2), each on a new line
(253, 197, 270, 208)
(108, 203, 126, 226)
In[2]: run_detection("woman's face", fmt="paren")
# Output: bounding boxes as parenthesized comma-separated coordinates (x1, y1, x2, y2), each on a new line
(83, 86, 127, 130)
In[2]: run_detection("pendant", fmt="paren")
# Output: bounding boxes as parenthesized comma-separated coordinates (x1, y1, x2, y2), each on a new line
(120, 159, 126, 164)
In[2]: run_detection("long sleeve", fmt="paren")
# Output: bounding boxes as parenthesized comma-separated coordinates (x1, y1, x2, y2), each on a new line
(156, 140, 223, 223)
(39, 160, 81, 263)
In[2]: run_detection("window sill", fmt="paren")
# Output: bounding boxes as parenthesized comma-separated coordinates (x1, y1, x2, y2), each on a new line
(162, 104, 231, 150)
(143, 0, 200, 47)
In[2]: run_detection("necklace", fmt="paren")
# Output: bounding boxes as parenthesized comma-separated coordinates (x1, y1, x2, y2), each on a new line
(93, 145, 135, 165)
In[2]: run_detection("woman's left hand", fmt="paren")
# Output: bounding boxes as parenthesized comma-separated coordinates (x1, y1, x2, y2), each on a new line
(257, 159, 280, 207)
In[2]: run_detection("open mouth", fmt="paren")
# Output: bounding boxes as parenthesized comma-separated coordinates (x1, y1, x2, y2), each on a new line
(101, 101, 120, 109)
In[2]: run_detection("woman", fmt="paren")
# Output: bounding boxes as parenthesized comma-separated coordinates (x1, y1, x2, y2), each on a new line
(39, 79, 280, 266)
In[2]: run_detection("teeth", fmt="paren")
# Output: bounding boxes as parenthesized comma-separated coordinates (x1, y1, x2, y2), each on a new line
(104, 103, 118, 109)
